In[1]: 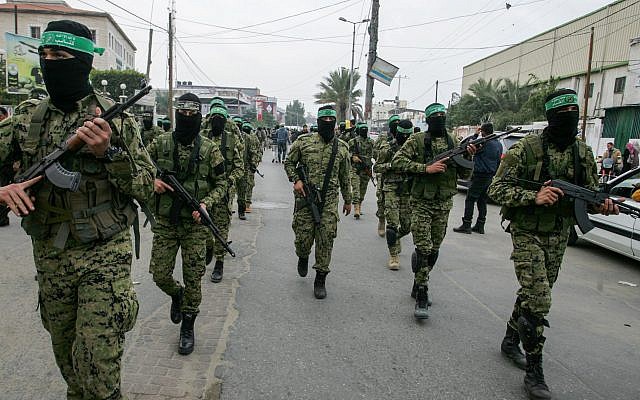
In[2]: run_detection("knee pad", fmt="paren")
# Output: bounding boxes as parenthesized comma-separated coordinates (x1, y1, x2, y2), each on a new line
(516, 312, 549, 353)
(386, 226, 398, 247)
(427, 250, 439, 267)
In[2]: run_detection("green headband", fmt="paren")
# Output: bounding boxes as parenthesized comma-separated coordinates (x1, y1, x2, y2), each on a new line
(242, 122, 253, 130)
(425, 103, 446, 118)
(396, 125, 413, 134)
(40, 31, 105, 55)
(317, 109, 337, 118)
(210, 99, 226, 107)
(388, 115, 400, 125)
(232, 117, 243, 123)
(545, 93, 578, 112)
(175, 100, 201, 111)
(209, 106, 228, 118)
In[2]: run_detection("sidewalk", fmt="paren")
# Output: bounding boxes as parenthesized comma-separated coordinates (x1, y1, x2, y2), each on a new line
(121, 210, 262, 400)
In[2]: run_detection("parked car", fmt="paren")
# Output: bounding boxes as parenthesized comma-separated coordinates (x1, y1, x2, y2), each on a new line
(568, 166, 640, 261)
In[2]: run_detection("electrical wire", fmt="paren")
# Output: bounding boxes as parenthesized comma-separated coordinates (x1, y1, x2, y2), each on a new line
(103, 0, 167, 31)
(174, 39, 218, 86)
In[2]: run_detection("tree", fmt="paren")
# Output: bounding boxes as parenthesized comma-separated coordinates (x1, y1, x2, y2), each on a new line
(285, 100, 305, 126)
(314, 67, 363, 121)
(89, 69, 147, 100)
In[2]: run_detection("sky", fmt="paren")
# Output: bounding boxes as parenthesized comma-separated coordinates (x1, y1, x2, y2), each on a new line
(65, 0, 617, 116)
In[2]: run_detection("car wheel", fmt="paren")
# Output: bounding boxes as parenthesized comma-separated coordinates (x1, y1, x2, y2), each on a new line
(567, 226, 579, 246)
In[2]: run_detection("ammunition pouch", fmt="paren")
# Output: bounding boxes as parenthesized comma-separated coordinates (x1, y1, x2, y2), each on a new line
(516, 313, 549, 353)
(427, 250, 439, 267)
(386, 225, 398, 248)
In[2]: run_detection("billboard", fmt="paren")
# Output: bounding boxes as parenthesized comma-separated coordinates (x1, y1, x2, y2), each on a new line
(368, 56, 399, 87)
(4, 32, 45, 94)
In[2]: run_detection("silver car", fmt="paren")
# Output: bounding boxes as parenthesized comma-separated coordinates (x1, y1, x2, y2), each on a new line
(568, 166, 640, 261)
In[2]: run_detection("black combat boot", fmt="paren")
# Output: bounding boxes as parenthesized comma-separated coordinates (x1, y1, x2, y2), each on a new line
(414, 285, 429, 320)
(178, 312, 196, 355)
(472, 220, 485, 234)
(314, 271, 328, 299)
(524, 353, 552, 399)
(386, 225, 398, 248)
(501, 324, 526, 370)
(170, 287, 184, 324)
(453, 218, 472, 234)
(210, 260, 223, 283)
(238, 202, 247, 220)
(297, 257, 308, 277)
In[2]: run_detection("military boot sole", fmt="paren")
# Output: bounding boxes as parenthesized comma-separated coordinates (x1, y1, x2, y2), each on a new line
(501, 346, 527, 370)
(211, 271, 223, 283)
(414, 307, 429, 320)
(524, 382, 552, 400)
(178, 345, 194, 355)
(453, 227, 472, 234)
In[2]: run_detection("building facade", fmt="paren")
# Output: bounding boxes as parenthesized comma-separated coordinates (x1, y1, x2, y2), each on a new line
(0, 0, 136, 71)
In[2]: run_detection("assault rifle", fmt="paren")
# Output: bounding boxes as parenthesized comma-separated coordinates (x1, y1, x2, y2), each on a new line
(429, 126, 522, 169)
(16, 86, 153, 191)
(511, 177, 640, 234)
(255, 168, 264, 178)
(353, 141, 376, 187)
(295, 164, 322, 225)
(155, 162, 236, 257)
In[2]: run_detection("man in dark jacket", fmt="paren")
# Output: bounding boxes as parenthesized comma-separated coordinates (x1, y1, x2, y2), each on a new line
(454, 122, 503, 234)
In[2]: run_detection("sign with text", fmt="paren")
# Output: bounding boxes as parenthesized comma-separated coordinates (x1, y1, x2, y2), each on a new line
(4, 32, 45, 94)
(368, 56, 399, 87)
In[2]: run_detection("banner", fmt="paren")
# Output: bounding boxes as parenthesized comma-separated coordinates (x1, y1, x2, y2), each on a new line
(4, 32, 45, 94)
(368, 56, 399, 87)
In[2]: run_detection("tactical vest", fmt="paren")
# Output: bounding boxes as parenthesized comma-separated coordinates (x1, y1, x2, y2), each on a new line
(410, 132, 458, 200)
(220, 129, 236, 174)
(502, 134, 589, 232)
(20, 95, 137, 248)
(154, 133, 216, 220)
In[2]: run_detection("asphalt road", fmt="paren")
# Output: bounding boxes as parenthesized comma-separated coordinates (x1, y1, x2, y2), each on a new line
(217, 154, 640, 400)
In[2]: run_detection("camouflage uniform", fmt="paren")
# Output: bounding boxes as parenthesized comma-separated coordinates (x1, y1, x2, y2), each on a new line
(141, 124, 164, 147)
(234, 129, 248, 215)
(374, 137, 411, 258)
(392, 131, 469, 285)
(244, 130, 263, 206)
(488, 133, 598, 356)
(147, 132, 227, 313)
(284, 133, 352, 273)
(201, 117, 244, 262)
(0, 93, 155, 399)
(348, 134, 374, 207)
(372, 133, 388, 223)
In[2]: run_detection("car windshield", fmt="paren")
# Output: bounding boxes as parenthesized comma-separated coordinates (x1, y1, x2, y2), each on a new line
(609, 169, 640, 198)
(503, 137, 522, 150)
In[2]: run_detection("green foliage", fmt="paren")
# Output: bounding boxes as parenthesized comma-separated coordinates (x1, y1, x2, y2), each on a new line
(448, 75, 558, 130)
(242, 107, 276, 128)
(285, 100, 305, 126)
(89, 69, 147, 100)
(314, 67, 363, 122)
(155, 90, 168, 115)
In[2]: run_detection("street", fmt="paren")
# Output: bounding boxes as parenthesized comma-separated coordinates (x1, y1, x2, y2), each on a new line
(1, 152, 639, 399)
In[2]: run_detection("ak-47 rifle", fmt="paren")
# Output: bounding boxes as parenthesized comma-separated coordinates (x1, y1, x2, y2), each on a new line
(255, 168, 264, 178)
(154, 161, 236, 257)
(511, 177, 640, 234)
(353, 140, 376, 187)
(295, 164, 322, 225)
(429, 126, 522, 169)
(16, 85, 153, 191)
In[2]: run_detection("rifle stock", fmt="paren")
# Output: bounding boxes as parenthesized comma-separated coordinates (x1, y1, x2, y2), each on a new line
(295, 164, 322, 225)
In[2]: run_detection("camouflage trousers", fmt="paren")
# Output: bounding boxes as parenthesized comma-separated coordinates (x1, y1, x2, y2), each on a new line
(150, 217, 209, 314)
(383, 183, 411, 256)
(245, 171, 256, 204)
(350, 170, 370, 205)
(208, 200, 232, 261)
(410, 199, 452, 285)
(34, 230, 138, 400)
(292, 202, 338, 273)
(507, 225, 570, 355)
(375, 174, 384, 219)
(236, 175, 247, 210)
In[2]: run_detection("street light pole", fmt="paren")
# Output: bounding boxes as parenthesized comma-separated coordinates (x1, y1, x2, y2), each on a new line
(339, 17, 369, 122)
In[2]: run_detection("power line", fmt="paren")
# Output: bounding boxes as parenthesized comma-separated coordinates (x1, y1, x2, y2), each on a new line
(103, 0, 167, 31)
(174, 39, 218, 86)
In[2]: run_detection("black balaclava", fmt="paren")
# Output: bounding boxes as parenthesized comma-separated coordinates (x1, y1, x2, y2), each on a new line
(396, 119, 413, 146)
(210, 116, 226, 137)
(142, 114, 153, 130)
(317, 105, 336, 143)
(427, 114, 447, 137)
(544, 88, 580, 151)
(40, 20, 94, 112)
(242, 125, 252, 134)
(358, 125, 368, 138)
(174, 93, 202, 145)
(339, 122, 346, 134)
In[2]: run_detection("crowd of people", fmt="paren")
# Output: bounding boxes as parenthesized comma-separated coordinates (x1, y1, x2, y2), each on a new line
(0, 18, 630, 400)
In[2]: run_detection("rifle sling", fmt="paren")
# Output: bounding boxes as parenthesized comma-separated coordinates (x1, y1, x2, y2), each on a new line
(318, 138, 339, 214)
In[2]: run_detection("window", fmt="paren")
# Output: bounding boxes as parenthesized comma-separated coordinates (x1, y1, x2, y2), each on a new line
(90, 29, 97, 43)
(30, 26, 41, 39)
(588, 83, 594, 98)
(614, 77, 626, 94)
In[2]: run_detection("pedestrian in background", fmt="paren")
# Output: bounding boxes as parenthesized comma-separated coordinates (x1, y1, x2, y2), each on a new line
(621, 141, 639, 174)
(276, 123, 290, 163)
(454, 122, 503, 234)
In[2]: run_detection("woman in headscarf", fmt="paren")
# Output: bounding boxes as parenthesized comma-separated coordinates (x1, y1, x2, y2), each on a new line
(621, 141, 639, 173)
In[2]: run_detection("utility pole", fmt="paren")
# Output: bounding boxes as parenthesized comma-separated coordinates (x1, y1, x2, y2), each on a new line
(435, 80, 439, 103)
(339, 17, 369, 121)
(237, 90, 241, 116)
(365, 0, 379, 122)
(581, 27, 594, 141)
(14, 5, 18, 34)
(395, 74, 409, 114)
(167, 0, 175, 129)
(145, 28, 153, 81)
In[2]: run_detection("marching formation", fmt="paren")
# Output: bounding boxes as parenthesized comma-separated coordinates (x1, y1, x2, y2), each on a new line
(0, 18, 634, 400)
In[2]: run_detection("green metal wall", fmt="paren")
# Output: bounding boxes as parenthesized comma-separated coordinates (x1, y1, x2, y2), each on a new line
(603, 107, 640, 148)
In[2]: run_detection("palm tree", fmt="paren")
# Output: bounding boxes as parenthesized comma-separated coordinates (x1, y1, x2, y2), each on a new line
(499, 78, 533, 113)
(468, 78, 503, 112)
(314, 68, 363, 121)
